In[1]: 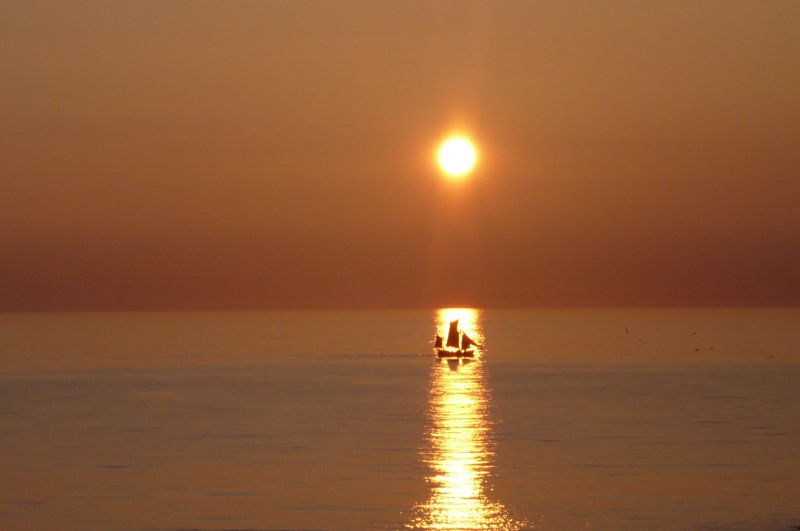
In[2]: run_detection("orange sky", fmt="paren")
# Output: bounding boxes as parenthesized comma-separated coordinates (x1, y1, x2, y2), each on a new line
(2, 1, 799, 310)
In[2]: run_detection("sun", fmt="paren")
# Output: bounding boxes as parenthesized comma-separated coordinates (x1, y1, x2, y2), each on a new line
(437, 136, 477, 178)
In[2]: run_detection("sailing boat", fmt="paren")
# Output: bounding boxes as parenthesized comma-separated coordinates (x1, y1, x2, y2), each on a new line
(434, 319, 478, 358)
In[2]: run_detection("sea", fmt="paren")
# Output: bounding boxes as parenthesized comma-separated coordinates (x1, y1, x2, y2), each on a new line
(1, 308, 799, 531)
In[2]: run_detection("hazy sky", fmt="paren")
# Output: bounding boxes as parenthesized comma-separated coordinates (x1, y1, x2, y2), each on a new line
(2, 0, 799, 310)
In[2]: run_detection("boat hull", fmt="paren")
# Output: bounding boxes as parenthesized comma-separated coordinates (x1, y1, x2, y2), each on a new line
(436, 348, 475, 358)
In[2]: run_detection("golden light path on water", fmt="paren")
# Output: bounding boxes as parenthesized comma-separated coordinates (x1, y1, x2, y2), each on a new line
(407, 308, 524, 530)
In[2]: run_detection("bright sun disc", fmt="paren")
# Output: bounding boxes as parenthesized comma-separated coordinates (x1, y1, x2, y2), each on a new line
(437, 136, 477, 178)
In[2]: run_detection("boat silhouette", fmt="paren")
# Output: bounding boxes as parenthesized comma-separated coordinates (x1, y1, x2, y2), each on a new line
(434, 319, 478, 358)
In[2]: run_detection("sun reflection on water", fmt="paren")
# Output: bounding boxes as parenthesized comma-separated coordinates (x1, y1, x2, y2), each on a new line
(407, 309, 524, 530)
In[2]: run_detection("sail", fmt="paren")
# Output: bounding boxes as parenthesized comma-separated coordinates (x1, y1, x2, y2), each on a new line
(446, 320, 460, 348)
(461, 332, 476, 350)
(434, 335, 443, 348)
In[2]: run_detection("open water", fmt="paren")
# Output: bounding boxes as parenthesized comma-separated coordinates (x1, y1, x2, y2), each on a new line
(1, 308, 799, 530)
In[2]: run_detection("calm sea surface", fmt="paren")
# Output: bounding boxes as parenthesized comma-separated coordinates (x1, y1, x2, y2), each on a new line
(1, 308, 799, 530)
